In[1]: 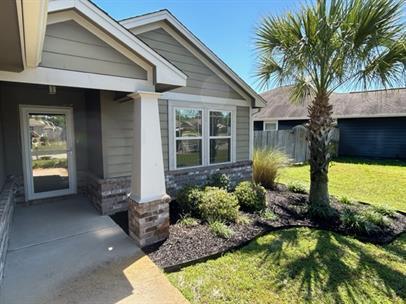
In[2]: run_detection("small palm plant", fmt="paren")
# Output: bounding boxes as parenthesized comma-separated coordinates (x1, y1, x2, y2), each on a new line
(255, 0, 405, 218)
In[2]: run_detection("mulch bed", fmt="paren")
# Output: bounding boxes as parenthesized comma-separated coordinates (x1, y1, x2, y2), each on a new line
(140, 186, 406, 272)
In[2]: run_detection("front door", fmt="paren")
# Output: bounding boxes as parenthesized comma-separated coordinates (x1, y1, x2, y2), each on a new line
(20, 106, 77, 200)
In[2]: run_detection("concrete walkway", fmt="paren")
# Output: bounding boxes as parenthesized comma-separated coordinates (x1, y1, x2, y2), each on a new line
(0, 196, 188, 304)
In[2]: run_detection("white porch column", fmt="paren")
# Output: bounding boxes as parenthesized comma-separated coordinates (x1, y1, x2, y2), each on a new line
(127, 91, 170, 247)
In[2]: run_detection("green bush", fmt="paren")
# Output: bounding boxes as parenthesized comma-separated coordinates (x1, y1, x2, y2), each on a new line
(361, 209, 389, 227)
(261, 210, 278, 221)
(339, 196, 352, 205)
(32, 158, 68, 169)
(206, 173, 231, 190)
(198, 187, 239, 223)
(209, 221, 234, 238)
(253, 149, 289, 189)
(176, 185, 204, 216)
(287, 182, 307, 194)
(373, 205, 396, 217)
(340, 207, 390, 235)
(178, 216, 199, 227)
(234, 181, 267, 212)
(236, 213, 251, 225)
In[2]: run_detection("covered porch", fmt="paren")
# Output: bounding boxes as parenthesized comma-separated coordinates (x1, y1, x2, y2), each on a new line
(0, 195, 188, 304)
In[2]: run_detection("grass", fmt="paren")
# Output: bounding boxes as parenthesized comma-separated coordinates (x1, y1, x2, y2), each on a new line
(278, 157, 406, 212)
(168, 227, 406, 304)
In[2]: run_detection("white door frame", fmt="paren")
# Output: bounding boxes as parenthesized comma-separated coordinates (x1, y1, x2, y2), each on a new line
(19, 105, 77, 200)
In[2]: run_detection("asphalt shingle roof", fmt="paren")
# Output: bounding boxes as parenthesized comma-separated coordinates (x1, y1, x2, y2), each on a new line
(254, 86, 406, 120)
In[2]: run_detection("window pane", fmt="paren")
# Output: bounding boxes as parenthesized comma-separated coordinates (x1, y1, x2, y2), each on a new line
(176, 139, 202, 168)
(264, 122, 277, 131)
(210, 111, 231, 136)
(176, 109, 202, 138)
(210, 138, 230, 164)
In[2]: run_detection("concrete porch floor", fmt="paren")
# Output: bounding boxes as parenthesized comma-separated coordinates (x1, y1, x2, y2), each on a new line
(0, 196, 188, 304)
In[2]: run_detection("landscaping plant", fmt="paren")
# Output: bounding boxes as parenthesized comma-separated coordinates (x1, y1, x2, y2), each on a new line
(256, 0, 406, 219)
(253, 148, 288, 189)
(234, 181, 267, 212)
(198, 187, 240, 223)
(287, 181, 307, 194)
(176, 185, 204, 217)
(206, 173, 231, 190)
(209, 221, 234, 239)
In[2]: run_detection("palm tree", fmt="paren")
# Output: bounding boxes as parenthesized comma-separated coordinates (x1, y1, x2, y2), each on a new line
(255, 0, 405, 218)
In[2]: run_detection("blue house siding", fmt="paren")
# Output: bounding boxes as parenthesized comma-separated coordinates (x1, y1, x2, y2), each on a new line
(278, 120, 307, 130)
(338, 117, 406, 159)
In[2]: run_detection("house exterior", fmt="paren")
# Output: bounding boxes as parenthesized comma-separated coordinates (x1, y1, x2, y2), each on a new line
(254, 86, 406, 159)
(0, 0, 265, 276)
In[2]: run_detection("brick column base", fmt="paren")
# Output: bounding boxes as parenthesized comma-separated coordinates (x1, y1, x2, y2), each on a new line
(128, 195, 171, 248)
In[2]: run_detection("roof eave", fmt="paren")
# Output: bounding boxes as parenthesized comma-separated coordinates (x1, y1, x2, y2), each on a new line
(48, 0, 187, 89)
(120, 10, 266, 106)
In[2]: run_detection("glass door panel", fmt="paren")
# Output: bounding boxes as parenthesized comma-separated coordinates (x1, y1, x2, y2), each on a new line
(30, 114, 70, 193)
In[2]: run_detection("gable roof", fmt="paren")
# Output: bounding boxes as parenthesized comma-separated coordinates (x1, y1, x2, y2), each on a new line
(120, 9, 266, 107)
(48, 0, 187, 89)
(254, 86, 406, 120)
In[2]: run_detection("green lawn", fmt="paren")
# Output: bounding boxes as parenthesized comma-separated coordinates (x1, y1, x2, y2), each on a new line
(168, 228, 406, 304)
(278, 158, 406, 212)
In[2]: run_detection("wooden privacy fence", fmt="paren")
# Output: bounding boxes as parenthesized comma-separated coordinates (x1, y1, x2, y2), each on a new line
(254, 126, 340, 163)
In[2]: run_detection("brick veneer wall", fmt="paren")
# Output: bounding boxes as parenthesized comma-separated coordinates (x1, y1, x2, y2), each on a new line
(165, 160, 253, 196)
(86, 174, 130, 215)
(0, 181, 16, 286)
(86, 161, 253, 215)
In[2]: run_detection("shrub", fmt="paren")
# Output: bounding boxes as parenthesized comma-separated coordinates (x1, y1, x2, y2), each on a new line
(339, 196, 352, 205)
(287, 182, 307, 194)
(198, 187, 239, 223)
(236, 213, 251, 225)
(178, 216, 199, 227)
(234, 181, 267, 212)
(32, 158, 68, 169)
(206, 173, 231, 190)
(361, 209, 389, 227)
(176, 185, 204, 216)
(209, 221, 234, 239)
(373, 205, 396, 217)
(261, 210, 278, 221)
(340, 207, 390, 235)
(253, 149, 289, 189)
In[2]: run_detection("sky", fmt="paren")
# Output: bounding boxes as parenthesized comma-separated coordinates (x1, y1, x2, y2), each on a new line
(93, 0, 404, 93)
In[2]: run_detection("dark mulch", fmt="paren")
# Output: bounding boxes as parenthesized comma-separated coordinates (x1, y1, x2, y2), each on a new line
(112, 187, 406, 272)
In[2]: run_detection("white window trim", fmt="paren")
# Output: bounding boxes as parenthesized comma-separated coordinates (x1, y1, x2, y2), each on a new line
(208, 110, 233, 165)
(263, 120, 278, 131)
(168, 100, 236, 170)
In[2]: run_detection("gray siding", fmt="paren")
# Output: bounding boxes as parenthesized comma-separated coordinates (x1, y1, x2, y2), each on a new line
(0, 93, 5, 189)
(136, 28, 243, 99)
(236, 106, 250, 161)
(338, 117, 406, 159)
(85, 90, 104, 178)
(159, 99, 169, 170)
(100, 91, 133, 178)
(0, 82, 89, 178)
(41, 21, 148, 79)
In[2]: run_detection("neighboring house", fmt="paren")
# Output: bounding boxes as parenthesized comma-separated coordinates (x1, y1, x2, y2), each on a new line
(0, 0, 265, 261)
(253, 86, 406, 159)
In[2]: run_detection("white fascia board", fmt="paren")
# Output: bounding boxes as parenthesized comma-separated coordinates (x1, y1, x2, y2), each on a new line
(160, 92, 249, 106)
(0, 67, 154, 92)
(48, 0, 187, 88)
(22, 0, 49, 68)
(120, 10, 266, 107)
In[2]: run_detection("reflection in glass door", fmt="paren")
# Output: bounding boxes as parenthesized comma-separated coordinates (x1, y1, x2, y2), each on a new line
(20, 107, 76, 200)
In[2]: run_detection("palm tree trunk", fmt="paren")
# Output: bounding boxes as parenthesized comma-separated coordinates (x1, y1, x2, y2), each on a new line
(307, 92, 334, 218)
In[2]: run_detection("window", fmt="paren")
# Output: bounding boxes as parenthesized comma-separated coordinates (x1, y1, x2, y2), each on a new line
(209, 111, 231, 164)
(175, 108, 202, 168)
(264, 121, 278, 131)
(170, 103, 235, 170)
